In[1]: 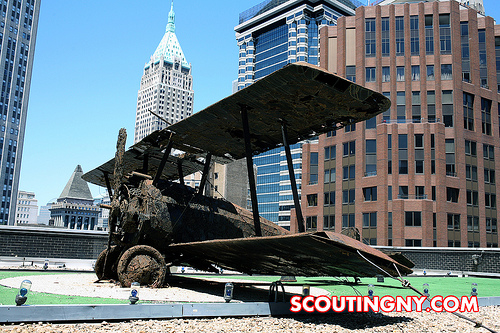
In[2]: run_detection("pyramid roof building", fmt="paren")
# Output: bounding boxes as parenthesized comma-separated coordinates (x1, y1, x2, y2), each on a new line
(57, 165, 93, 203)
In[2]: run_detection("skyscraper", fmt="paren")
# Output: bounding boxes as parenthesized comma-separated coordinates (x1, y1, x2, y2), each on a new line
(234, 0, 359, 228)
(0, 0, 40, 225)
(300, 0, 499, 248)
(134, 2, 194, 143)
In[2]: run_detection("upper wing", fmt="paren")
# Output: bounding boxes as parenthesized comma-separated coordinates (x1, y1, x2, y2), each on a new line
(145, 62, 390, 161)
(169, 231, 412, 277)
(83, 62, 389, 185)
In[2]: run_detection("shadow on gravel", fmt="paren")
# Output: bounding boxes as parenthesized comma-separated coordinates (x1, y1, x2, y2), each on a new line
(287, 312, 413, 330)
(166, 275, 282, 302)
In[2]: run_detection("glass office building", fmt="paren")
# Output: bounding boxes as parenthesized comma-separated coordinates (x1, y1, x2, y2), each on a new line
(235, 0, 359, 228)
(0, 0, 40, 225)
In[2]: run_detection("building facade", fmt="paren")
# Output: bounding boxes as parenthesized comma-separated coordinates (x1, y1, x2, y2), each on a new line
(15, 190, 37, 225)
(299, 0, 499, 248)
(0, 0, 40, 225)
(93, 190, 110, 231)
(235, 0, 360, 228)
(134, 2, 193, 143)
(50, 165, 100, 231)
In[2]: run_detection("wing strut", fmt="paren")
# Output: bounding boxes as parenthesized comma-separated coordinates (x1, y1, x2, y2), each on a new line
(281, 121, 305, 233)
(198, 153, 212, 196)
(177, 160, 185, 186)
(240, 104, 262, 237)
(153, 139, 174, 186)
(103, 171, 113, 200)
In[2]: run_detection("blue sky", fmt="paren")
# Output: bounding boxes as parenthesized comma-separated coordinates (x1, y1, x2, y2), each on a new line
(18, 0, 500, 208)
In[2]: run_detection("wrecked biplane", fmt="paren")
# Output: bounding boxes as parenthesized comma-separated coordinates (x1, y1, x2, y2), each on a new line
(83, 62, 412, 288)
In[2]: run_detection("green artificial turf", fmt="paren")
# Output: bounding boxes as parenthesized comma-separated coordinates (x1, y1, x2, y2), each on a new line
(1, 271, 499, 306)
(196, 274, 500, 298)
(0, 271, 124, 306)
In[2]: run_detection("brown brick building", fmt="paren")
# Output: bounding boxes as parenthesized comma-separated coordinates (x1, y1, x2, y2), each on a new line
(298, 0, 499, 248)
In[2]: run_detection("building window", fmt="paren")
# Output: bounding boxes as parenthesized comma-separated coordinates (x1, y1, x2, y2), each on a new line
(481, 98, 492, 135)
(387, 133, 392, 174)
(405, 239, 422, 247)
(366, 117, 376, 129)
(445, 139, 455, 176)
(342, 213, 355, 228)
(447, 213, 461, 230)
(410, 16, 419, 55)
(344, 123, 356, 133)
(463, 92, 474, 131)
(388, 186, 392, 200)
(484, 168, 495, 184)
(309, 152, 318, 185)
(461, 22, 470, 82)
(467, 215, 479, 232)
(411, 65, 420, 81)
(398, 134, 408, 174)
(382, 66, 390, 82)
(426, 65, 435, 81)
(399, 186, 409, 199)
(365, 18, 376, 57)
(363, 186, 377, 201)
(479, 29, 488, 88)
(346, 65, 356, 82)
(425, 15, 434, 55)
(363, 212, 377, 227)
(343, 165, 355, 180)
(324, 168, 335, 183)
(397, 91, 406, 122)
(307, 194, 318, 207)
(396, 66, 405, 81)
(483, 144, 495, 160)
(366, 67, 376, 82)
(465, 165, 478, 181)
(412, 92, 421, 123)
(324, 145, 336, 160)
(439, 14, 451, 55)
(395, 16, 404, 56)
(465, 140, 477, 156)
(466, 190, 479, 206)
(343, 141, 355, 156)
(365, 139, 376, 176)
(442, 90, 453, 127)
(485, 193, 497, 208)
(324, 191, 335, 206)
(446, 187, 459, 203)
(342, 189, 355, 204)
(414, 134, 424, 173)
(405, 211, 422, 226)
(427, 91, 436, 122)
(486, 218, 498, 233)
(441, 64, 452, 80)
(415, 186, 425, 199)
(383, 92, 391, 122)
(382, 17, 390, 57)
(306, 216, 317, 230)
(324, 215, 335, 230)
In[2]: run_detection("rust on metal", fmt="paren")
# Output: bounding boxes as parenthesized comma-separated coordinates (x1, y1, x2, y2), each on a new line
(169, 231, 412, 278)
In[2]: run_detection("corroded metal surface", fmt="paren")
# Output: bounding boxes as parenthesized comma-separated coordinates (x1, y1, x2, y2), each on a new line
(169, 231, 412, 278)
(84, 62, 390, 186)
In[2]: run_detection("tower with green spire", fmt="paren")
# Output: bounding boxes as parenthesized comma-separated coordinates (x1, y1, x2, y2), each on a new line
(134, 1, 193, 143)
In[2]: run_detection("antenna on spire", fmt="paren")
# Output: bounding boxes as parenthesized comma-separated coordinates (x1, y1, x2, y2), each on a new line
(166, 0, 175, 33)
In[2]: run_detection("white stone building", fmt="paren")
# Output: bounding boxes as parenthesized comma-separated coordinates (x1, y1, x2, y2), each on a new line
(134, 2, 194, 143)
(15, 190, 38, 225)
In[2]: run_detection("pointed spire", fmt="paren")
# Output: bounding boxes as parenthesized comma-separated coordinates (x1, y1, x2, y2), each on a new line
(58, 165, 93, 201)
(166, 1, 175, 33)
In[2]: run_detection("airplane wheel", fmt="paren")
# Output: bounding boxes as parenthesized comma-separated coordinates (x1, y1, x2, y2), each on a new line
(95, 246, 121, 280)
(117, 245, 167, 288)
